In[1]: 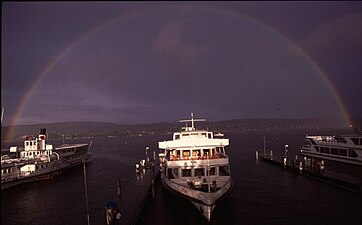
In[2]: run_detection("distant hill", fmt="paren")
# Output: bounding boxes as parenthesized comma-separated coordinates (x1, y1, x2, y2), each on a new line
(2, 117, 358, 142)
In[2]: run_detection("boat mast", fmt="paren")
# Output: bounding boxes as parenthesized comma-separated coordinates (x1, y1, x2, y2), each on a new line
(179, 113, 205, 130)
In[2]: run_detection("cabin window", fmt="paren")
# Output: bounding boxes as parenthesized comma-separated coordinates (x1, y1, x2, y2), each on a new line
(172, 168, 179, 177)
(209, 167, 216, 176)
(182, 169, 192, 177)
(167, 169, 175, 179)
(315, 147, 320, 152)
(175, 134, 180, 140)
(219, 166, 230, 176)
(191, 133, 198, 138)
(203, 149, 210, 156)
(339, 149, 347, 156)
(208, 133, 212, 139)
(192, 150, 200, 157)
(320, 147, 329, 154)
(30, 142, 33, 146)
(171, 150, 178, 158)
(26, 142, 29, 146)
(166, 168, 179, 179)
(182, 150, 190, 157)
(182, 134, 190, 137)
(201, 133, 207, 137)
(351, 138, 361, 145)
(194, 168, 205, 177)
(348, 150, 358, 158)
(330, 148, 338, 155)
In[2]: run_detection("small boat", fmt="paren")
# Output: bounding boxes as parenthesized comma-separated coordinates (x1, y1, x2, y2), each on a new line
(1, 128, 91, 190)
(158, 113, 232, 221)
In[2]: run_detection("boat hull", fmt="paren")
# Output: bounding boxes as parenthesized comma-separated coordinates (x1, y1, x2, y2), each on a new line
(161, 173, 232, 221)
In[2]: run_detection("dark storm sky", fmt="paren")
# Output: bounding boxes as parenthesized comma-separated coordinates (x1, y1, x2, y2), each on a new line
(2, 2, 362, 126)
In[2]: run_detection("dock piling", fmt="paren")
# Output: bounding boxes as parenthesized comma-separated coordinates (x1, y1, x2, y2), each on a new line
(117, 180, 122, 199)
(151, 179, 155, 200)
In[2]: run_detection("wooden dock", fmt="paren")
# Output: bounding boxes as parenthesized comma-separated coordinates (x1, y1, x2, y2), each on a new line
(101, 163, 161, 225)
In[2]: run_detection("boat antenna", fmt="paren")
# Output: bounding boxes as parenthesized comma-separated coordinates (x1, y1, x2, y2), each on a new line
(179, 113, 205, 130)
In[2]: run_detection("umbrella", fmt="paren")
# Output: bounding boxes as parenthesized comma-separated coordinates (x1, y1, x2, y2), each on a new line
(106, 201, 118, 209)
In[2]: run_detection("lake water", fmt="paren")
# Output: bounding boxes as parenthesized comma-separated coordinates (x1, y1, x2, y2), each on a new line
(1, 128, 361, 225)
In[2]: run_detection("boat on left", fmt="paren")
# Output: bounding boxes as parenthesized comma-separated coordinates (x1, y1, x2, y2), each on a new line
(1, 128, 91, 190)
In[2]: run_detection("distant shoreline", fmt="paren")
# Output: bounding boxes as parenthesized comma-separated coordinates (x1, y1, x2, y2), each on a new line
(2, 117, 359, 142)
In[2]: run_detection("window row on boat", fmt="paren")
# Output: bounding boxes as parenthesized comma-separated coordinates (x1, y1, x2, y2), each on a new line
(174, 132, 213, 140)
(309, 136, 361, 146)
(315, 146, 359, 158)
(55, 146, 88, 154)
(166, 165, 230, 179)
(55, 148, 75, 154)
(61, 153, 86, 160)
(168, 147, 226, 161)
(20, 150, 53, 158)
(1, 167, 18, 175)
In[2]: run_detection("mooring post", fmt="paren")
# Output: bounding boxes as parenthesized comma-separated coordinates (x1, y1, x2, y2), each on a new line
(270, 150, 273, 160)
(117, 180, 122, 199)
(255, 151, 259, 160)
(299, 161, 303, 174)
(283, 157, 287, 168)
(151, 179, 155, 200)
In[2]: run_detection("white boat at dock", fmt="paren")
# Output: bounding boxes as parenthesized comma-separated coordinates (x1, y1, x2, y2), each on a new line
(300, 134, 362, 166)
(158, 113, 232, 221)
(300, 133, 362, 186)
(1, 128, 91, 190)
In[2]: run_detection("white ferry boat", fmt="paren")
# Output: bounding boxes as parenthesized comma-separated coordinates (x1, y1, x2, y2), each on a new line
(300, 133, 362, 185)
(1, 128, 91, 190)
(300, 134, 362, 165)
(158, 114, 232, 221)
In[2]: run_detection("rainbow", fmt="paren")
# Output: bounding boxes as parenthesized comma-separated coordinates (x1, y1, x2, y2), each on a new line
(6, 5, 351, 140)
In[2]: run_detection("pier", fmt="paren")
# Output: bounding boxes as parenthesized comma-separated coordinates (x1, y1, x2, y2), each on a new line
(256, 150, 362, 194)
(107, 159, 162, 225)
(129, 168, 161, 225)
